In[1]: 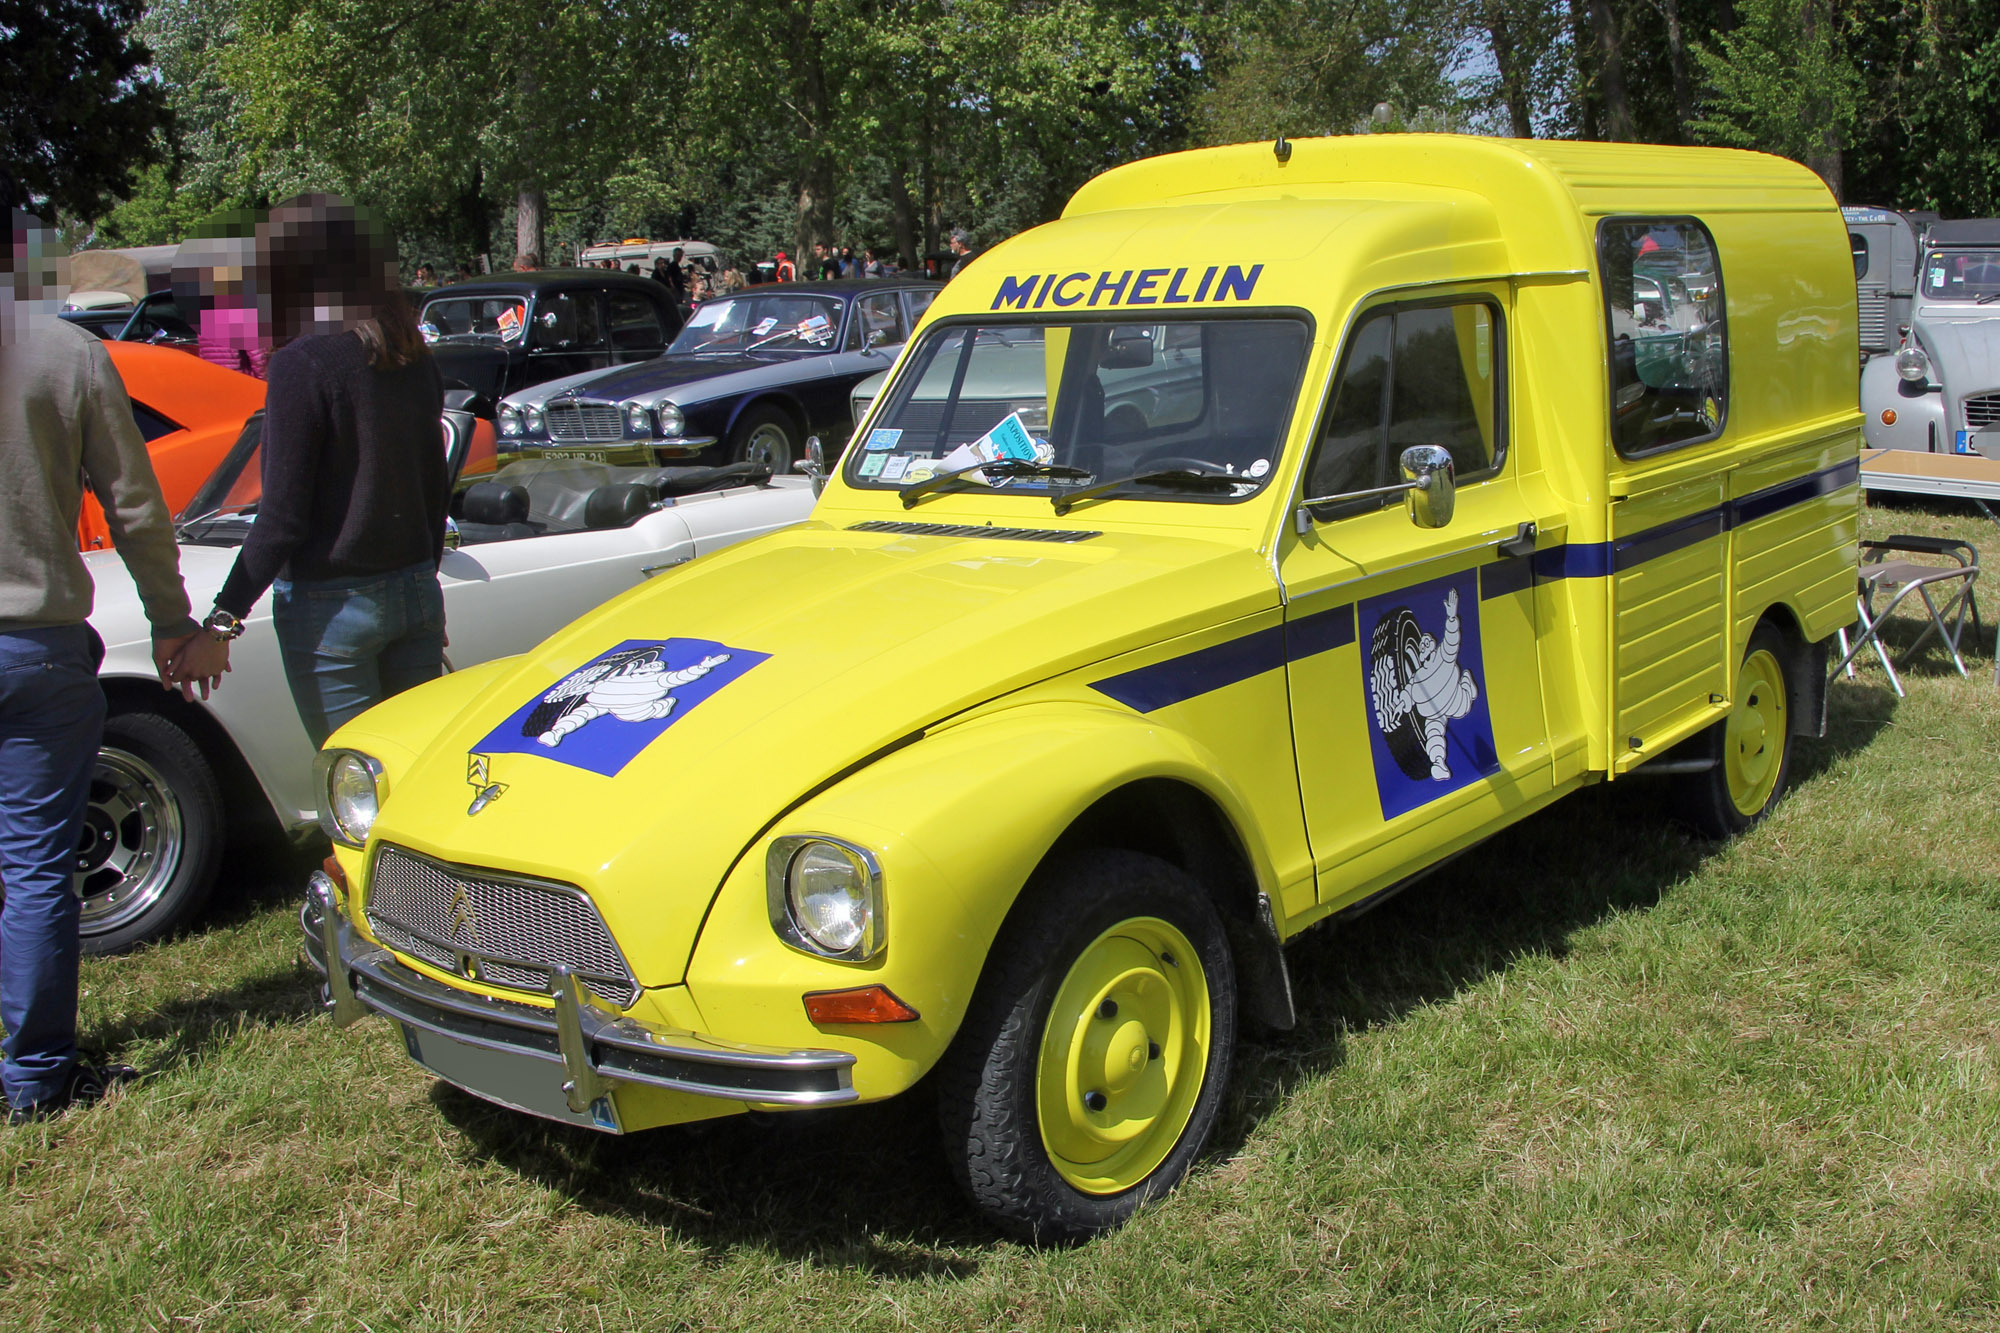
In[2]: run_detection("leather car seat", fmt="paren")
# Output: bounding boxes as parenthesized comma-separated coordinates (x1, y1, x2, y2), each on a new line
(454, 481, 538, 544)
(584, 481, 657, 529)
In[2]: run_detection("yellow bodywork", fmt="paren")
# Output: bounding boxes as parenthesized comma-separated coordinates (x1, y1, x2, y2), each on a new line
(325, 135, 1859, 1133)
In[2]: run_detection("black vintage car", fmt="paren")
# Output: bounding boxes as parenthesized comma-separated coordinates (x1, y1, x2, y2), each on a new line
(496, 278, 941, 473)
(417, 271, 686, 400)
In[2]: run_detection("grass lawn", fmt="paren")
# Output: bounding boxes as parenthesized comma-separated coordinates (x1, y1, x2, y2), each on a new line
(4, 496, 1998, 1332)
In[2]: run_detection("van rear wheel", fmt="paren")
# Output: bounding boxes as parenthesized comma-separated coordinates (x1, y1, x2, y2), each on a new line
(1675, 623, 1795, 839)
(936, 849, 1236, 1243)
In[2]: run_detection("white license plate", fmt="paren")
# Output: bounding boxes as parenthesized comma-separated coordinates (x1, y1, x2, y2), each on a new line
(403, 1024, 621, 1132)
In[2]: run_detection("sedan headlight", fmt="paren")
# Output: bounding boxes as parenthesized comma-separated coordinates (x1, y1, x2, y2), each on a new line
(524, 404, 545, 435)
(1896, 344, 1931, 383)
(626, 400, 649, 434)
(767, 834, 883, 960)
(316, 750, 386, 848)
(656, 402, 685, 437)
(498, 403, 523, 437)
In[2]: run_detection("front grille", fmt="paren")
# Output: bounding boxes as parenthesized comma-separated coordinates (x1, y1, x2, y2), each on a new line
(545, 401, 625, 443)
(1857, 291, 1888, 351)
(365, 845, 637, 1007)
(850, 520, 1100, 542)
(1964, 393, 2000, 429)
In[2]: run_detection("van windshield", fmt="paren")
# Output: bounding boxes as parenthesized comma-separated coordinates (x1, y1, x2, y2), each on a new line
(1922, 249, 2000, 301)
(843, 318, 1312, 503)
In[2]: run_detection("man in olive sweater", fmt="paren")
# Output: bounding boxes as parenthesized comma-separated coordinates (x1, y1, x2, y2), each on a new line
(0, 211, 230, 1122)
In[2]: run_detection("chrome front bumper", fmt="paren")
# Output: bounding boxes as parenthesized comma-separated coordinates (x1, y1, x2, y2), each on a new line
(302, 873, 856, 1130)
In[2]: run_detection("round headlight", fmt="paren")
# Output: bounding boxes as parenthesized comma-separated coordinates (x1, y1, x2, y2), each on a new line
(657, 402, 685, 437)
(524, 404, 544, 434)
(326, 752, 381, 847)
(626, 400, 649, 433)
(786, 840, 874, 954)
(498, 404, 522, 437)
(1896, 345, 1930, 383)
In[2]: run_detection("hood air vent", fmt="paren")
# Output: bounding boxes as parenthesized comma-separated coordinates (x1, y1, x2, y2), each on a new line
(849, 521, 1100, 543)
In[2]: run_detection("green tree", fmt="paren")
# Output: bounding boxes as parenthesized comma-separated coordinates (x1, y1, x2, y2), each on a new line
(0, 0, 173, 217)
(1692, 0, 1864, 196)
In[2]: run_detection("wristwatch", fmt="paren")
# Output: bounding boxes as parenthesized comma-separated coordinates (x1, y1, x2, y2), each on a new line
(202, 608, 246, 642)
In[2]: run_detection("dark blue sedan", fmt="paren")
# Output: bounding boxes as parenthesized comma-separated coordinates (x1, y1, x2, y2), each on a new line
(496, 279, 941, 473)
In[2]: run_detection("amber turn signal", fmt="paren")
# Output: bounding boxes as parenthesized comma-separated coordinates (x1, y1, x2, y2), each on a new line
(803, 985, 921, 1024)
(322, 854, 348, 890)
(1880, 408, 1898, 425)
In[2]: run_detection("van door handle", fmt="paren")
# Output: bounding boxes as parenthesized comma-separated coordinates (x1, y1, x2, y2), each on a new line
(1497, 521, 1537, 559)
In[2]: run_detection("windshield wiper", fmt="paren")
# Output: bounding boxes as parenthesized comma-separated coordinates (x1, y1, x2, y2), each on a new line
(899, 458, 1091, 508)
(1049, 468, 1245, 515)
(1976, 291, 2000, 304)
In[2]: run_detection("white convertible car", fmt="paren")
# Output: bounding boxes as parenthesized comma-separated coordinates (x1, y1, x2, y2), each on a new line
(81, 407, 816, 953)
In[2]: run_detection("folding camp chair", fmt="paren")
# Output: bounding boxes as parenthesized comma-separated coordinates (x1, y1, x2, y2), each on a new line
(1832, 535, 1982, 697)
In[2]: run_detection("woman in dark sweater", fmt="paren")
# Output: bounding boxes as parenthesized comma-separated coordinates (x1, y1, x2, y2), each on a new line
(206, 197, 447, 746)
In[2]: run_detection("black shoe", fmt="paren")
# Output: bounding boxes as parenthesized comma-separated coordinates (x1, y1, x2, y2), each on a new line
(6, 1061, 137, 1125)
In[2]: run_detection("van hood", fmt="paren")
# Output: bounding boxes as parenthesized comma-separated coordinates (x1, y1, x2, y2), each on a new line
(367, 519, 1277, 987)
(1916, 310, 2000, 416)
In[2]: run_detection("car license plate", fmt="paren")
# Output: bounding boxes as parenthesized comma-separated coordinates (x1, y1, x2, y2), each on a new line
(402, 1024, 622, 1132)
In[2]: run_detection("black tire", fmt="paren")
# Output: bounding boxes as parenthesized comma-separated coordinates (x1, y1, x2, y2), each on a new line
(75, 712, 224, 954)
(1672, 622, 1796, 840)
(729, 403, 798, 474)
(936, 849, 1237, 1243)
(1368, 607, 1431, 780)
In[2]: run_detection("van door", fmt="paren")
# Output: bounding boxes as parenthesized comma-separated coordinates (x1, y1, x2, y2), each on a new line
(1279, 293, 1560, 909)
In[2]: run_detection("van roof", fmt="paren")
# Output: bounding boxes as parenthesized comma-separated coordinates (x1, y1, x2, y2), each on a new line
(1925, 219, 2000, 247)
(1055, 135, 1833, 276)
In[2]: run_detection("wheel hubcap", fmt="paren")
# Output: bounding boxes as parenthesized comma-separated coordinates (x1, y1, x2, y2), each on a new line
(1037, 916, 1210, 1195)
(744, 423, 792, 470)
(1726, 648, 1787, 817)
(72, 748, 183, 935)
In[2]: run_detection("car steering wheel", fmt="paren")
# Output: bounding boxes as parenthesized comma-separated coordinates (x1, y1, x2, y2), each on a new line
(1138, 454, 1232, 475)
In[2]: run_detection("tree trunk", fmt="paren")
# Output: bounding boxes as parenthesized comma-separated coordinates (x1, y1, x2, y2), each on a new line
(1801, 0, 1842, 199)
(787, 4, 836, 259)
(1659, 0, 1693, 141)
(515, 186, 544, 266)
(886, 160, 920, 270)
(1485, 2, 1536, 139)
(459, 162, 488, 269)
(1567, 0, 1600, 140)
(1586, 0, 1635, 140)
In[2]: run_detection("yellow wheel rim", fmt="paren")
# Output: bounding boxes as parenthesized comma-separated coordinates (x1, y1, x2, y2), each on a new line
(1726, 648, 1787, 817)
(1036, 916, 1210, 1196)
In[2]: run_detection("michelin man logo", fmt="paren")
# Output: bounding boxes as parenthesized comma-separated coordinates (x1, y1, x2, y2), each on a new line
(522, 646, 731, 747)
(472, 637, 770, 778)
(1369, 587, 1477, 781)
(1359, 569, 1499, 820)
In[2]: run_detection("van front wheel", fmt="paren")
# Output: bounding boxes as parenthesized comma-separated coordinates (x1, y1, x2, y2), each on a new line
(937, 849, 1236, 1243)
(1675, 624, 1795, 838)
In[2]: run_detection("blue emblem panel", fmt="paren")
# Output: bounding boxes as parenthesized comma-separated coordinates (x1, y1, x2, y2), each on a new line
(1360, 568, 1500, 819)
(473, 638, 769, 778)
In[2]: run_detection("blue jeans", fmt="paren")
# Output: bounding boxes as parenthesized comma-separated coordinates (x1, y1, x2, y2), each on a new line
(0, 625, 106, 1109)
(272, 562, 446, 747)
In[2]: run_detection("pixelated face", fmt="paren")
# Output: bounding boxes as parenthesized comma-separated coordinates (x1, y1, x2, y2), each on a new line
(258, 195, 400, 338)
(2, 211, 68, 345)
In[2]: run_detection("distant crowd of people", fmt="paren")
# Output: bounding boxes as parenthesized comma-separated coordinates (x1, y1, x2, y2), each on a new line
(407, 228, 981, 299)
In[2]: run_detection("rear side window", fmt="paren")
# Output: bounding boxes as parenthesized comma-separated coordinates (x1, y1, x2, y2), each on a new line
(1305, 299, 1502, 510)
(1849, 232, 1870, 280)
(606, 291, 663, 349)
(128, 400, 182, 442)
(1599, 218, 1727, 455)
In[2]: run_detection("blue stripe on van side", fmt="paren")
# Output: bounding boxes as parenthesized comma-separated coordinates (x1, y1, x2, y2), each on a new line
(1088, 457, 1857, 714)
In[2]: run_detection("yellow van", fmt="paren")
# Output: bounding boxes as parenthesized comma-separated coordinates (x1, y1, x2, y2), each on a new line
(305, 136, 1859, 1241)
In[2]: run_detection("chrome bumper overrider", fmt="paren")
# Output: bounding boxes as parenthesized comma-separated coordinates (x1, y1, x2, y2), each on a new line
(302, 873, 856, 1122)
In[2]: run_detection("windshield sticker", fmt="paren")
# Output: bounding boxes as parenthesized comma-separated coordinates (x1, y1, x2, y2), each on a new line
(1361, 569, 1499, 819)
(879, 454, 913, 481)
(1248, 458, 1270, 478)
(472, 638, 770, 778)
(903, 463, 937, 482)
(858, 452, 888, 478)
(497, 305, 522, 341)
(752, 317, 778, 336)
(865, 427, 904, 450)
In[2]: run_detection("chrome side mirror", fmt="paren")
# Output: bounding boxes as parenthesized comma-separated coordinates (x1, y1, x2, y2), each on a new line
(1294, 443, 1457, 534)
(799, 434, 829, 496)
(1400, 445, 1455, 528)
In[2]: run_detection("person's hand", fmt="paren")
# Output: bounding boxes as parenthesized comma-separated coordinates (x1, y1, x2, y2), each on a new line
(152, 631, 196, 690)
(165, 633, 232, 701)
